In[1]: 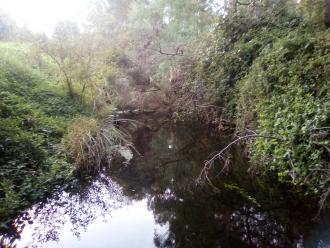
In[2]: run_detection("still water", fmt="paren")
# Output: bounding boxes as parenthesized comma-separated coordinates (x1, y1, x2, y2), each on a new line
(2, 121, 330, 247)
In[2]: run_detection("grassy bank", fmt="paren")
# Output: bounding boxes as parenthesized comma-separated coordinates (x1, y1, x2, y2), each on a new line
(0, 43, 90, 223)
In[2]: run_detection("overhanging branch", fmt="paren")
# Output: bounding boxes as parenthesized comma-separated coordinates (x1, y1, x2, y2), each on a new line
(158, 45, 183, 56)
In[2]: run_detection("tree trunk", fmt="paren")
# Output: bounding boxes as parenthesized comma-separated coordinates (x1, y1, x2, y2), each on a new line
(66, 79, 75, 99)
(325, 0, 330, 27)
(232, 0, 238, 14)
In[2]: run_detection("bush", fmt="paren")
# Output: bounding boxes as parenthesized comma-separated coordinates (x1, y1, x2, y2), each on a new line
(253, 88, 329, 193)
(189, 7, 330, 195)
(237, 25, 330, 194)
(189, 9, 303, 118)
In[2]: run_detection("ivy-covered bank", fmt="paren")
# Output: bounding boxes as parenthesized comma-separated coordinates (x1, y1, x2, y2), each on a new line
(189, 7, 329, 196)
(0, 43, 89, 222)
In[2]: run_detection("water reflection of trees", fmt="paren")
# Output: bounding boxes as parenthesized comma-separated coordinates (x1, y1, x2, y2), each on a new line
(150, 189, 306, 247)
(113, 123, 317, 248)
(5, 174, 130, 247)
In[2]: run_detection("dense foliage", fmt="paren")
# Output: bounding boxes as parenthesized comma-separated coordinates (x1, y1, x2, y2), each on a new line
(0, 44, 88, 221)
(189, 3, 330, 194)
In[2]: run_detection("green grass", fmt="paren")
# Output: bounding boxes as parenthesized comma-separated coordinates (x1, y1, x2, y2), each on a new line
(0, 42, 89, 223)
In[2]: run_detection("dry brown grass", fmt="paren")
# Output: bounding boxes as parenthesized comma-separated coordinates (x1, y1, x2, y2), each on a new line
(64, 117, 130, 172)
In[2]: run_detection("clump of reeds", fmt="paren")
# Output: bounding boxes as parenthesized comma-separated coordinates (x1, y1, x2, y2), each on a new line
(64, 117, 130, 172)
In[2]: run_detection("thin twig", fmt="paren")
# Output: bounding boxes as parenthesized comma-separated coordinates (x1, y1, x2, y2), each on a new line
(315, 187, 330, 220)
(197, 134, 284, 183)
(288, 153, 296, 183)
(311, 127, 330, 131)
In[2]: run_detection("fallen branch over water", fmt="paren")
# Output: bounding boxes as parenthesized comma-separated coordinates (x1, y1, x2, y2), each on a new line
(197, 133, 285, 184)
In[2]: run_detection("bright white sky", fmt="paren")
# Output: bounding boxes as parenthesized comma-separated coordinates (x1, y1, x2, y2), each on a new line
(0, 0, 94, 35)
(0, 0, 225, 36)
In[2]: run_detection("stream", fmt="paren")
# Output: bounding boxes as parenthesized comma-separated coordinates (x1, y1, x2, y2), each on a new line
(1, 120, 330, 248)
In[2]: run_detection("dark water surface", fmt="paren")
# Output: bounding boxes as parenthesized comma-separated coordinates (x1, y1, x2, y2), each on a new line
(2, 122, 330, 248)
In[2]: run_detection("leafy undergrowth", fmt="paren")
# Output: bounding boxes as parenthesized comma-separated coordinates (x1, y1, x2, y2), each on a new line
(236, 22, 330, 195)
(189, 8, 330, 196)
(243, 29, 330, 194)
(0, 43, 89, 224)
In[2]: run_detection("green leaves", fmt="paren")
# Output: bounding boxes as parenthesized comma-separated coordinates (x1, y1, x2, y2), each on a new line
(252, 71, 329, 193)
(190, 5, 329, 195)
(0, 44, 86, 221)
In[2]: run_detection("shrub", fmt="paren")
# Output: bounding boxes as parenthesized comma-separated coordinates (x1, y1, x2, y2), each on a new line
(190, 8, 330, 195)
(236, 25, 330, 194)
(252, 87, 329, 193)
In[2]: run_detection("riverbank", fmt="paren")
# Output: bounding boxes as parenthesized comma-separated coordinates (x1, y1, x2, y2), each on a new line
(0, 43, 92, 224)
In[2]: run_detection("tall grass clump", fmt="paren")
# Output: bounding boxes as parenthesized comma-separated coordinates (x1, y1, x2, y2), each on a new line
(64, 117, 131, 172)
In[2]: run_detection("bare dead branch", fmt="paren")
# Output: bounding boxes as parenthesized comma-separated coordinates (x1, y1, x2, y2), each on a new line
(158, 44, 184, 56)
(288, 153, 296, 183)
(197, 133, 285, 184)
(312, 127, 330, 131)
(315, 186, 330, 220)
(237, 1, 251, 6)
